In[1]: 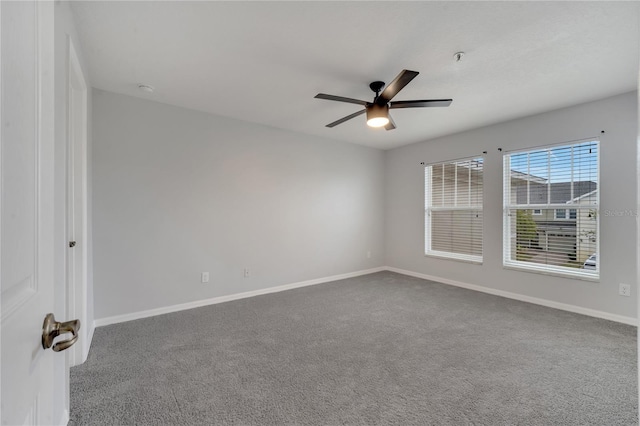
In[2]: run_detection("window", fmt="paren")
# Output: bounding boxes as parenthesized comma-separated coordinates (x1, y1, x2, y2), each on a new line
(425, 157, 483, 262)
(503, 140, 598, 278)
(554, 208, 577, 220)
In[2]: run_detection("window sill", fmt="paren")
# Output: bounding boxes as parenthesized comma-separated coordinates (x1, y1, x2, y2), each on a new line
(425, 252, 483, 265)
(503, 262, 600, 282)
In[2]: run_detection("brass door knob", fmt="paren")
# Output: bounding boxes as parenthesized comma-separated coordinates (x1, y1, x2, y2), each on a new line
(42, 313, 81, 352)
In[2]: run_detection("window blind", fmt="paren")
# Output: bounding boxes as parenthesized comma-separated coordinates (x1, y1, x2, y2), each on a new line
(425, 157, 483, 262)
(503, 140, 599, 278)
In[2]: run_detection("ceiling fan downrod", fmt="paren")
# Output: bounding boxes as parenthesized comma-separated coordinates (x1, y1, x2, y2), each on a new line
(369, 81, 385, 101)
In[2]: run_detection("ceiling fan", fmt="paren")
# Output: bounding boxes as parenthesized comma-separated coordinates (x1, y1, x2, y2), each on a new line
(314, 69, 452, 131)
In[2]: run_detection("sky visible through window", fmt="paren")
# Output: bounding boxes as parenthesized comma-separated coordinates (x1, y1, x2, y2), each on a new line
(509, 141, 598, 183)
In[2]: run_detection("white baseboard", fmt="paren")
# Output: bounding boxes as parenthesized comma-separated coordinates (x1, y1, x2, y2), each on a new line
(386, 266, 638, 326)
(95, 267, 386, 327)
(94, 265, 637, 328)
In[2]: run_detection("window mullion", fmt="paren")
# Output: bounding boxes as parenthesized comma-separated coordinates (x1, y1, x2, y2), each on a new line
(527, 153, 530, 205)
(570, 145, 574, 202)
(547, 150, 551, 204)
(441, 163, 444, 206)
(468, 163, 471, 206)
(454, 163, 458, 207)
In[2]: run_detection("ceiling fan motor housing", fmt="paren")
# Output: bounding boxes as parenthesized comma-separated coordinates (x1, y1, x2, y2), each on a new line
(369, 81, 385, 94)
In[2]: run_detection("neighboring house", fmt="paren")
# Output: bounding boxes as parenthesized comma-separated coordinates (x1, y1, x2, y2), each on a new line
(513, 178, 597, 262)
(571, 189, 598, 262)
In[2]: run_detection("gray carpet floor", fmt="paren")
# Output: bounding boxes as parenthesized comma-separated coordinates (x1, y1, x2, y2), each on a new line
(70, 271, 638, 425)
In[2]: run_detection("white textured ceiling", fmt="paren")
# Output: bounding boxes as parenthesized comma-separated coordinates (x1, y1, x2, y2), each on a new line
(71, 1, 639, 150)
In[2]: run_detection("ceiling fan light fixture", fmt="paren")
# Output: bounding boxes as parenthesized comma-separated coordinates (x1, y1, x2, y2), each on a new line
(366, 104, 389, 128)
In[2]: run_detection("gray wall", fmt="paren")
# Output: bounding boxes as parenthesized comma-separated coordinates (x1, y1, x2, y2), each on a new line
(92, 90, 385, 319)
(385, 91, 637, 319)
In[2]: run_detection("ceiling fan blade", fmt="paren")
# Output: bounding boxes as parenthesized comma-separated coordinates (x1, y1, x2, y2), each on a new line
(315, 93, 368, 106)
(376, 70, 419, 105)
(385, 114, 396, 131)
(325, 109, 366, 128)
(390, 99, 453, 109)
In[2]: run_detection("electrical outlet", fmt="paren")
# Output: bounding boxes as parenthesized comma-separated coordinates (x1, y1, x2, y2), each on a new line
(619, 283, 631, 297)
(201, 272, 209, 283)
(244, 268, 251, 278)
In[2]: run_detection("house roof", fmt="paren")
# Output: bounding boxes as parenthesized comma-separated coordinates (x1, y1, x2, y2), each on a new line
(570, 189, 598, 203)
(510, 170, 547, 184)
(516, 181, 597, 205)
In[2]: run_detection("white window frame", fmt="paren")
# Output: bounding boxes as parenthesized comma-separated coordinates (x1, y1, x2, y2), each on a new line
(503, 139, 599, 280)
(554, 208, 577, 220)
(532, 209, 542, 215)
(425, 156, 483, 264)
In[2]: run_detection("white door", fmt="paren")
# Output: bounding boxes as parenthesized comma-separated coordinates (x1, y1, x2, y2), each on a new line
(1, 2, 71, 425)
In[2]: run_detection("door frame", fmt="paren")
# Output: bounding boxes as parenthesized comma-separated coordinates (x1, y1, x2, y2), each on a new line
(66, 36, 89, 367)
